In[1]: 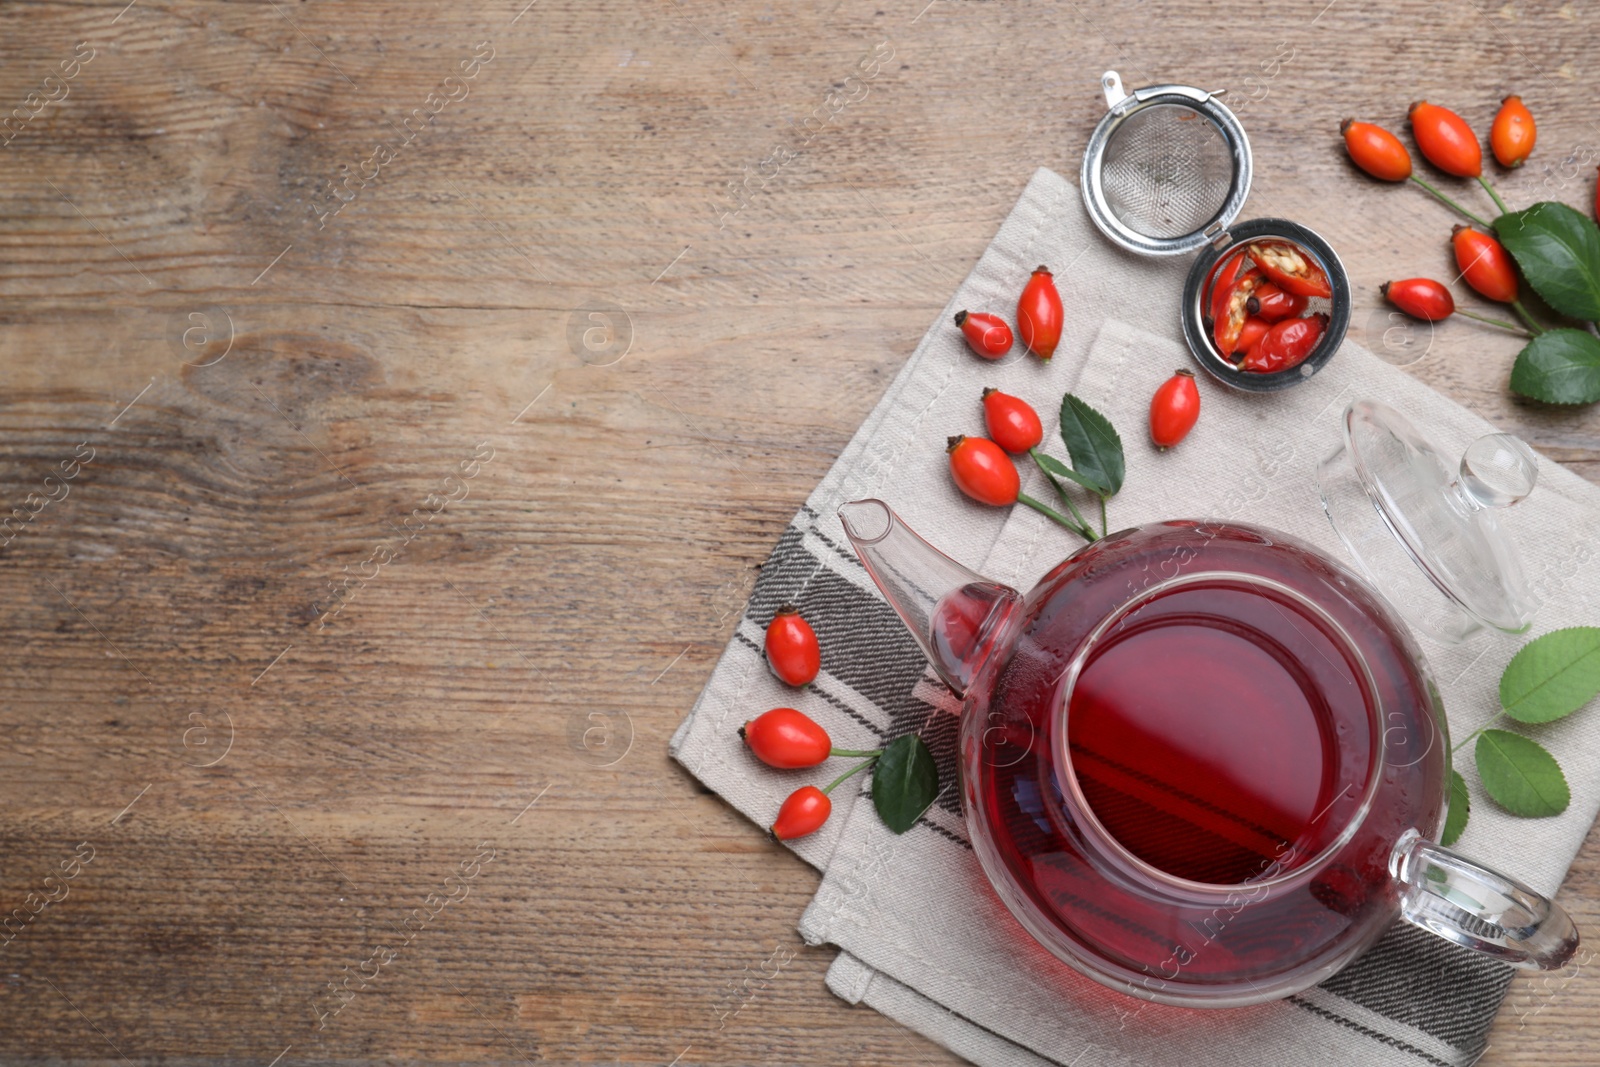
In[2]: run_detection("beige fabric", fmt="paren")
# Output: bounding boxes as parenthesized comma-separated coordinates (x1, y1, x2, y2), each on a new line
(673, 166, 1600, 1066)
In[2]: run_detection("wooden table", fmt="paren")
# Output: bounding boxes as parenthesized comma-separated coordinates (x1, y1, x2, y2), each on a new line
(1, 1, 1596, 1063)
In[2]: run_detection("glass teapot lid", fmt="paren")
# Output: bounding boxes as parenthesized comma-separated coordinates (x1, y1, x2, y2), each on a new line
(1320, 400, 1540, 640)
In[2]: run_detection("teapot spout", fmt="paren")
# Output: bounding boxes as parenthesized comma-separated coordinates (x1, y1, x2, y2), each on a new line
(838, 499, 1023, 697)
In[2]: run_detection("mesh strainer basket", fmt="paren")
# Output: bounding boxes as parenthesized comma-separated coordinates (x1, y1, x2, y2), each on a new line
(1081, 71, 1351, 392)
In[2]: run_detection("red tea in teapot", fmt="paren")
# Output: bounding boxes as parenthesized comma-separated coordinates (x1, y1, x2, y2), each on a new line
(1066, 575, 1376, 885)
(960, 522, 1446, 997)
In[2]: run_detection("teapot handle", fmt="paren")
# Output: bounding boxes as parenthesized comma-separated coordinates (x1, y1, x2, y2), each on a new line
(1391, 829, 1578, 970)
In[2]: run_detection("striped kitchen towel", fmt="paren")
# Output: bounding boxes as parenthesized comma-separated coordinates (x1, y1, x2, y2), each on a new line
(671, 166, 1599, 1066)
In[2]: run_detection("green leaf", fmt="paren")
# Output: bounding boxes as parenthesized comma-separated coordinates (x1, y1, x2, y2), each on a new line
(1474, 729, 1569, 817)
(1496, 202, 1600, 321)
(1057, 394, 1125, 497)
(1510, 328, 1600, 405)
(1499, 626, 1600, 723)
(1442, 769, 1470, 847)
(871, 734, 940, 834)
(1032, 451, 1108, 493)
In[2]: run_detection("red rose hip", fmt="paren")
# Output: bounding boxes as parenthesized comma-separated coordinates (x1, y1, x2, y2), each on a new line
(1016, 266, 1063, 360)
(1382, 278, 1455, 321)
(1490, 95, 1536, 168)
(771, 785, 831, 840)
(1246, 282, 1307, 324)
(954, 310, 1013, 359)
(1341, 119, 1413, 182)
(1451, 226, 1518, 304)
(1409, 101, 1482, 178)
(1149, 370, 1200, 449)
(1241, 313, 1328, 374)
(947, 435, 1019, 507)
(981, 388, 1043, 454)
(765, 605, 820, 686)
(740, 707, 832, 769)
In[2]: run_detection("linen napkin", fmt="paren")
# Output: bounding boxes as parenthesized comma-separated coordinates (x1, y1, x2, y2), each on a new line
(670, 166, 1600, 1067)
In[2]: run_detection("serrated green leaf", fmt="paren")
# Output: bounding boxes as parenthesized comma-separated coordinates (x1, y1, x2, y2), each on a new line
(1057, 394, 1125, 497)
(1475, 729, 1569, 817)
(1496, 203, 1600, 321)
(871, 734, 939, 834)
(1499, 626, 1600, 723)
(1031, 451, 1107, 493)
(1510, 328, 1600, 405)
(1442, 769, 1470, 847)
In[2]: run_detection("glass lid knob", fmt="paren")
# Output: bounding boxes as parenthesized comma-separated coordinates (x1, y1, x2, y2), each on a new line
(1459, 433, 1538, 510)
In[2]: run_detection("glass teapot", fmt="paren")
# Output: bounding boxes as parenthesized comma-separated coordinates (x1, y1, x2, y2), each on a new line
(836, 497, 1577, 1008)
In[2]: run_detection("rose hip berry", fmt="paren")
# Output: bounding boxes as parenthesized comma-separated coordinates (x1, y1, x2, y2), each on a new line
(954, 310, 1013, 359)
(1409, 101, 1482, 178)
(947, 435, 1019, 507)
(1208, 250, 1260, 356)
(1451, 226, 1518, 304)
(1341, 119, 1413, 182)
(765, 606, 820, 687)
(740, 707, 832, 769)
(1149, 370, 1200, 449)
(981, 388, 1043, 454)
(1235, 316, 1271, 361)
(1247, 282, 1307, 324)
(1247, 240, 1332, 299)
(1490, 95, 1536, 168)
(770, 785, 831, 840)
(1242, 313, 1328, 374)
(1016, 266, 1064, 360)
(1382, 278, 1455, 321)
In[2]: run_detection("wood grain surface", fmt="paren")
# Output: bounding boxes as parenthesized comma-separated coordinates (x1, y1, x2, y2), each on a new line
(1, 1, 1597, 1064)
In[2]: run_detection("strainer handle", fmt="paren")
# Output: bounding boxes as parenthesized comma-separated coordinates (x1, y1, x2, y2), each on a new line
(1391, 829, 1578, 970)
(1100, 71, 1126, 107)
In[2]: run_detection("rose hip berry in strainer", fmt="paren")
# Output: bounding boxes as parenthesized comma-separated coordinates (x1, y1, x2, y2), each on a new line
(1202, 238, 1337, 374)
(1081, 71, 1349, 390)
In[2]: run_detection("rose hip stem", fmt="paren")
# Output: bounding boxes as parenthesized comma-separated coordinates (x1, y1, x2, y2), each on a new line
(1023, 451, 1099, 542)
(821, 753, 879, 794)
(1509, 301, 1544, 335)
(1476, 174, 1512, 218)
(829, 747, 882, 758)
(1017, 489, 1097, 542)
(1408, 175, 1492, 229)
(1455, 308, 1531, 335)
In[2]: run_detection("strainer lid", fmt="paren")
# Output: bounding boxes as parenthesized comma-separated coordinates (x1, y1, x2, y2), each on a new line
(1080, 71, 1252, 257)
(1343, 400, 1540, 633)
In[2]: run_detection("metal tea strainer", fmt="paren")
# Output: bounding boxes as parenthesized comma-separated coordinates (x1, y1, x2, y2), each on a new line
(1081, 71, 1251, 256)
(1081, 71, 1351, 391)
